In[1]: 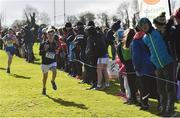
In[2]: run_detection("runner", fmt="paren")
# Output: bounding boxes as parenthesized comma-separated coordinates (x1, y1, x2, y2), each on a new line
(2, 28, 19, 73)
(39, 27, 58, 95)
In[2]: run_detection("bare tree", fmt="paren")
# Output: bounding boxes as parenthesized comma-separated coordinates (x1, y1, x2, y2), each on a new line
(23, 5, 39, 27)
(117, 0, 130, 28)
(97, 12, 109, 27)
(85, 12, 95, 21)
(79, 15, 86, 25)
(11, 19, 26, 31)
(23, 5, 39, 19)
(112, 15, 119, 22)
(66, 15, 78, 25)
(39, 12, 51, 25)
(131, 0, 140, 28)
(79, 12, 95, 25)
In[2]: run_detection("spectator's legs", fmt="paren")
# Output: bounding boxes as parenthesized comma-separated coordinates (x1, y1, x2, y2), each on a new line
(164, 63, 176, 116)
(27, 43, 33, 62)
(97, 64, 103, 87)
(156, 69, 167, 116)
(102, 64, 109, 87)
(123, 75, 131, 99)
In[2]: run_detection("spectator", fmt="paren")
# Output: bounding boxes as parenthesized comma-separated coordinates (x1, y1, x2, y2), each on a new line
(64, 22, 76, 77)
(22, 25, 34, 63)
(94, 27, 109, 90)
(138, 17, 175, 117)
(116, 28, 138, 105)
(73, 21, 87, 80)
(85, 26, 98, 89)
(39, 27, 58, 95)
(131, 27, 158, 110)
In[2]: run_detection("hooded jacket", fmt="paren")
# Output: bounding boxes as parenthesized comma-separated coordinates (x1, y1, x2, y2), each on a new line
(131, 31, 155, 76)
(85, 26, 98, 59)
(74, 28, 87, 61)
(140, 18, 174, 69)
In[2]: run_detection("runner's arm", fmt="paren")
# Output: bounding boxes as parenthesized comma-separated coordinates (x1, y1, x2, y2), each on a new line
(39, 43, 46, 56)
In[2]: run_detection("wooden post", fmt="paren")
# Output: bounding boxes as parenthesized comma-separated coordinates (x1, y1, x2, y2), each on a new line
(168, 0, 172, 16)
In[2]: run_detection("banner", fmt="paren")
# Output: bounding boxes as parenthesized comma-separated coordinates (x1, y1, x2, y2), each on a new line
(138, 0, 170, 21)
(107, 60, 119, 79)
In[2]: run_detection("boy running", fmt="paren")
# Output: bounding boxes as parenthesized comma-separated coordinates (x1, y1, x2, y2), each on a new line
(2, 28, 19, 73)
(39, 27, 58, 95)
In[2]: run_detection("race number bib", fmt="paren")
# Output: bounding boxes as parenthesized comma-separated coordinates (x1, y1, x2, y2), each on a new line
(45, 52, 55, 59)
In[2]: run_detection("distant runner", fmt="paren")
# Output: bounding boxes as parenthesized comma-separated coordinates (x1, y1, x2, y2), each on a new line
(2, 28, 19, 73)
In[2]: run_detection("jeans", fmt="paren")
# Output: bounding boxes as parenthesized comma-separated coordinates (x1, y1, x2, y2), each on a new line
(124, 60, 137, 101)
(123, 75, 131, 99)
(118, 75, 125, 93)
(97, 64, 109, 87)
(156, 62, 176, 113)
(85, 56, 98, 87)
(75, 61, 82, 76)
(25, 43, 33, 62)
(137, 75, 158, 106)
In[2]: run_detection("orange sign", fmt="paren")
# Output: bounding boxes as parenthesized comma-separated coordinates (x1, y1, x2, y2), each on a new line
(143, 0, 160, 5)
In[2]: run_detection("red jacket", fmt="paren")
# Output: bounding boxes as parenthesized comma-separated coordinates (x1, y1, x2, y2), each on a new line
(57, 36, 67, 52)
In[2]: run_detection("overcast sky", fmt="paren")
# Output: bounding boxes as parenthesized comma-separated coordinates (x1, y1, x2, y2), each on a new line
(0, 0, 121, 26)
(0, 0, 179, 26)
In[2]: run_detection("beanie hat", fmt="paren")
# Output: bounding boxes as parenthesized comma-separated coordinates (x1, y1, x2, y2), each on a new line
(117, 30, 124, 40)
(88, 21, 95, 27)
(111, 20, 121, 32)
(65, 22, 72, 28)
(137, 17, 151, 29)
(175, 7, 180, 19)
(77, 21, 84, 27)
(153, 12, 166, 25)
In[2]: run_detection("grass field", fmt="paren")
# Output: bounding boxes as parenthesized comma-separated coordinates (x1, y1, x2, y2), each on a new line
(0, 44, 179, 117)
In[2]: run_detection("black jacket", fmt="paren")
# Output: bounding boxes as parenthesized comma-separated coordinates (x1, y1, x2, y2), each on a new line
(74, 29, 87, 61)
(86, 36, 97, 59)
(165, 19, 180, 61)
(96, 32, 108, 58)
(174, 25, 180, 61)
(23, 28, 34, 44)
(85, 26, 98, 59)
(106, 29, 115, 46)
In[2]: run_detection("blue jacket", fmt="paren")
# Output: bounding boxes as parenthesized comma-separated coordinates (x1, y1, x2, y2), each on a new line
(131, 38, 155, 76)
(143, 30, 174, 69)
(68, 42, 76, 62)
